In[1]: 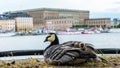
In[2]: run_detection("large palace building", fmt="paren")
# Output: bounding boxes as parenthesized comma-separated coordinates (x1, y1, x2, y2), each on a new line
(19, 8, 90, 30)
(4, 8, 110, 31)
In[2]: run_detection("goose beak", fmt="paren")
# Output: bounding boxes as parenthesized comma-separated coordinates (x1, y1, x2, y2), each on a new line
(44, 38, 48, 42)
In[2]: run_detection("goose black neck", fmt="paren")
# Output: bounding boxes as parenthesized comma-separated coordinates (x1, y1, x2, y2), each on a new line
(44, 39, 59, 52)
(50, 34, 59, 45)
(45, 34, 59, 51)
(50, 39, 59, 45)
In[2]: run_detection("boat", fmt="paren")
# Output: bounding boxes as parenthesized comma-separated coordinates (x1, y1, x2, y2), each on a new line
(109, 28, 120, 33)
(81, 30, 94, 34)
(57, 31, 82, 35)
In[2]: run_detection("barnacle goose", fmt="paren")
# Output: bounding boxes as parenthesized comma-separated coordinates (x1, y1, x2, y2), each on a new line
(44, 33, 106, 65)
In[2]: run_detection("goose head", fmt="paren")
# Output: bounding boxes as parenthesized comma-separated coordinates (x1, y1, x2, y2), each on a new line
(44, 33, 59, 45)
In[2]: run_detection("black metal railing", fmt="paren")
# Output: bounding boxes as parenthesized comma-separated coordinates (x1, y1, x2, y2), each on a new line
(0, 48, 120, 57)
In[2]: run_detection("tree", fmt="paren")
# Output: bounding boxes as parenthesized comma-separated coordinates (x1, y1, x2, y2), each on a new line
(117, 24, 120, 28)
(73, 25, 87, 28)
(113, 18, 118, 28)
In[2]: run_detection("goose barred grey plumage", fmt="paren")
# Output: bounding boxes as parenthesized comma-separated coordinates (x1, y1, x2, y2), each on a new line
(44, 33, 106, 65)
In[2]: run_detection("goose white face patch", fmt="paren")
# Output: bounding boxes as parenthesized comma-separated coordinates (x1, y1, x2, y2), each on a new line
(47, 34, 55, 42)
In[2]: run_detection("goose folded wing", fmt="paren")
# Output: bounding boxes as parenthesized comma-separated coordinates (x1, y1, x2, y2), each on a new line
(53, 46, 96, 60)
(44, 45, 96, 64)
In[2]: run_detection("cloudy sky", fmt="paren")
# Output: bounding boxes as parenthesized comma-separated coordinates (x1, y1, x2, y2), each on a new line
(0, 0, 120, 19)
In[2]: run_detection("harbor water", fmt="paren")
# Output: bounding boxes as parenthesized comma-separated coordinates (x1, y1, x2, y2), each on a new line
(0, 32, 120, 60)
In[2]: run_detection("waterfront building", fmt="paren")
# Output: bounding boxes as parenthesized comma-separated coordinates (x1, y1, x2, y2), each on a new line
(20, 8, 89, 30)
(0, 20, 7, 32)
(85, 18, 111, 27)
(15, 17, 33, 31)
(0, 12, 33, 32)
(45, 16, 73, 30)
(0, 19, 15, 32)
(16, 8, 111, 30)
(5, 20, 15, 32)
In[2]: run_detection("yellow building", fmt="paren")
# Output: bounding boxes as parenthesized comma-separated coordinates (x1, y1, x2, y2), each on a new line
(0, 17, 33, 32)
(6, 20, 15, 32)
(15, 17, 33, 31)
(0, 20, 6, 31)
(0, 12, 33, 32)
(0, 20, 15, 32)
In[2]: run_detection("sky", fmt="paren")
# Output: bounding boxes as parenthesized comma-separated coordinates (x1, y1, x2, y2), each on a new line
(0, 0, 120, 19)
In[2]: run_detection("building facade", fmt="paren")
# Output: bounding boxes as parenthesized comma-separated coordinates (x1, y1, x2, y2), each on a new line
(45, 16, 73, 30)
(21, 8, 89, 30)
(85, 18, 111, 27)
(11, 8, 111, 31)
(15, 17, 33, 31)
(5, 20, 15, 32)
(0, 12, 33, 32)
(0, 20, 7, 32)
(0, 20, 15, 32)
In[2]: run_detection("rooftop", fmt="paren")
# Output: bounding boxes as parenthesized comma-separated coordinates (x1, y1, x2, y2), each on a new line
(0, 12, 32, 20)
(17, 8, 89, 13)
